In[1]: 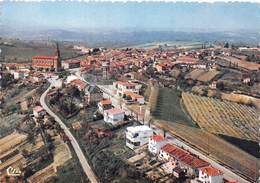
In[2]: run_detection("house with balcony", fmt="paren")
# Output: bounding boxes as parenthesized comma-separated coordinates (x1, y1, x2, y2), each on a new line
(148, 135, 167, 154)
(125, 125, 153, 150)
(113, 81, 142, 97)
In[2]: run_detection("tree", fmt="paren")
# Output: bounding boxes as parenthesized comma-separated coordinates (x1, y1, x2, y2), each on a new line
(216, 82, 225, 91)
(224, 42, 229, 48)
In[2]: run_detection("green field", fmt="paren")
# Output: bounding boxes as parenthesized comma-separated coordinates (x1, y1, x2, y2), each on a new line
(152, 88, 196, 127)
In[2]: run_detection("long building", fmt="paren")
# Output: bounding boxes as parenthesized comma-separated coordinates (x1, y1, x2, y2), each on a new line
(32, 43, 61, 71)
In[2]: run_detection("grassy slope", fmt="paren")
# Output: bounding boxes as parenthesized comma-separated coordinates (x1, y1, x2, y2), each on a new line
(152, 88, 196, 127)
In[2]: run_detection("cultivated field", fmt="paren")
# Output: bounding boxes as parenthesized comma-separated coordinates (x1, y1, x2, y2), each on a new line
(0, 132, 27, 155)
(182, 92, 260, 142)
(220, 56, 260, 71)
(185, 69, 221, 82)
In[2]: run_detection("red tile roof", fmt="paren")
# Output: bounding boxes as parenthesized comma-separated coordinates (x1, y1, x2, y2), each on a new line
(115, 81, 137, 87)
(150, 135, 165, 142)
(124, 91, 143, 99)
(70, 79, 88, 90)
(33, 106, 45, 113)
(105, 108, 124, 115)
(99, 99, 112, 106)
(201, 166, 223, 176)
(32, 56, 57, 60)
(161, 143, 209, 169)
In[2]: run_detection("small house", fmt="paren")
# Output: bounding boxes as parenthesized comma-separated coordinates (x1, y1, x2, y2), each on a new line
(198, 166, 223, 183)
(98, 99, 112, 114)
(148, 135, 167, 154)
(33, 106, 46, 118)
(104, 108, 125, 125)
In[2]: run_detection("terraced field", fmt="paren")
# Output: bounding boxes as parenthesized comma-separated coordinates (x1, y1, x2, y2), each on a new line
(182, 92, 260, 142)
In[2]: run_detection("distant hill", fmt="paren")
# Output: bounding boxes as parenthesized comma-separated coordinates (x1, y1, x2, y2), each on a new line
(0, 28, 259, 48)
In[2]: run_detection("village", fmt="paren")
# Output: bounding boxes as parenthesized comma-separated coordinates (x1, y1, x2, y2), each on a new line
(0, 41, 259, 183)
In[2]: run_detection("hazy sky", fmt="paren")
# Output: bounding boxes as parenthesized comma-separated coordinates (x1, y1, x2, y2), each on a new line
(2, 2, 260, 32)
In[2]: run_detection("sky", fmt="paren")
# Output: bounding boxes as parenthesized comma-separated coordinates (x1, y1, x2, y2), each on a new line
(2, 2, 260, 32)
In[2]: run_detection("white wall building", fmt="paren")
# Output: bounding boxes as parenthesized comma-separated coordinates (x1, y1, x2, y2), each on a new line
(148, 135, 167, 154)
(104, 108, 125, 125)
(113, 81, 142, 97)
(198, 166, 223, 183)
(13, 71, 28, 79)
(125, 125, 153, 150)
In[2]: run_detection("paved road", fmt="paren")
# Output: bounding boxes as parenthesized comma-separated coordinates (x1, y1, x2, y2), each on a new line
(40, 81, 98, 183)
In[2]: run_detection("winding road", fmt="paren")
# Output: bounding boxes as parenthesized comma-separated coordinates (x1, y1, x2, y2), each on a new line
(40, 80, 98, 183)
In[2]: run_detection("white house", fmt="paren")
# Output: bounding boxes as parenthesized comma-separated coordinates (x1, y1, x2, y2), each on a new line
(103, 108, 125, 125)
(66, 74, 78, 84)
(33, 106, 46, 118)
(125, 125, 153, 150)
(198, 166, 223, 183)
(148, 135, 167, 154)
(113, 81, 142, 97)
(13, 71, 27, 79)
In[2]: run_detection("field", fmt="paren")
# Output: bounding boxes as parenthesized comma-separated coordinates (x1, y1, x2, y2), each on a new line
(154, 120, 259, 182)
(219, 56, 260, 71)
(0, 39, 79, 63)
(126, 41, 205, 50)
(0, 132, 27, 155)
(185, 69, 221, 82)
(0, 113, 26, 137)
(182, 92, 259, 142)
(152, 88, 195, 127)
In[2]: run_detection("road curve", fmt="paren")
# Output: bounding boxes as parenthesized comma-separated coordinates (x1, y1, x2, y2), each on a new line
(40, 83, 99, 183)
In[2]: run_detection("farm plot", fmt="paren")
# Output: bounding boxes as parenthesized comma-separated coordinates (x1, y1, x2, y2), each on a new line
(185, 69, 205, 80)
(182, 92, 260, 142)
(0, 132, 27, 155)
(152, 88, 195, 127)
(196, 70, 220, 82)
(0, 113, 26, 137)
(185, 69, 220, 83)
